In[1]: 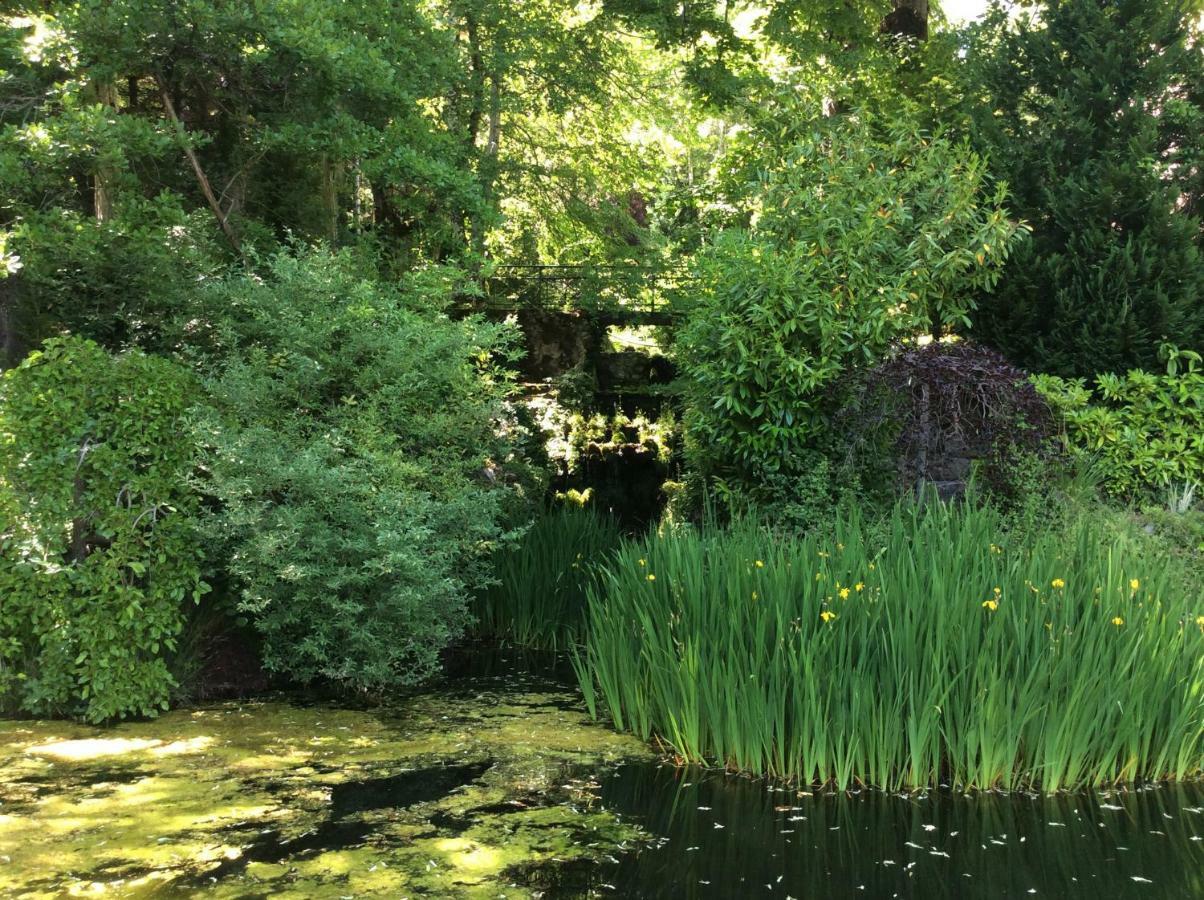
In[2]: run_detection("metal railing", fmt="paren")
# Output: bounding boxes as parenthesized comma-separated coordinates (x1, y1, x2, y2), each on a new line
(481, 264, 691, 318)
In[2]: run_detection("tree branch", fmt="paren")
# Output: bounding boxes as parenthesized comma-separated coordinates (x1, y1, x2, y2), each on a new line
(155, 73, 244, 257)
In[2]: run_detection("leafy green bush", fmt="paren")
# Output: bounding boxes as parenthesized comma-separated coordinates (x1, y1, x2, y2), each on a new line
(676, 113, 1022, 495)
(0, 338, 204, 721)
(574, 499, 1203, 791)
(1033, 346, 1204, 499)
(6, 201, 223, 354)
(475, 505, 624, 649)
(193, 251, 527, 692)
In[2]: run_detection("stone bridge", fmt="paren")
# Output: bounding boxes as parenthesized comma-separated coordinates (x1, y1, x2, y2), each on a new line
(477, 263, 688, 326)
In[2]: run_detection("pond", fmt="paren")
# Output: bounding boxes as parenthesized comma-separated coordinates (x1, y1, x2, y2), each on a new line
(1, 651, 1201, 898)
(595, 764, 1204, 899)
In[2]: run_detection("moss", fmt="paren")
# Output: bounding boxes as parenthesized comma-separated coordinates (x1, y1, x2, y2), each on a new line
(0, 680, 652, 898)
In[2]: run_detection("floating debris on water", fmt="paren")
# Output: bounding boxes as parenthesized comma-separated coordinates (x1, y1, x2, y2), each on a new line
(594, 761, 1204, 899)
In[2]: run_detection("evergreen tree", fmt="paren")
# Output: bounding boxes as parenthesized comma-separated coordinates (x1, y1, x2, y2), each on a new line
(962, 0, 1204, 376)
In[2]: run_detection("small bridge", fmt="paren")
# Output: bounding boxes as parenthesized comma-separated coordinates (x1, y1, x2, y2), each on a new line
(477, 264, 689, 326)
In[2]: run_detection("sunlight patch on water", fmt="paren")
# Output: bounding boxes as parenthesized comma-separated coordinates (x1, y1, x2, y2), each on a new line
(25, 736, 214, 760)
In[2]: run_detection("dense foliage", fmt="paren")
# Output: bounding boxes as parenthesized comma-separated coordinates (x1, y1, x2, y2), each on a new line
(192, 251, 525, 691)
(1034, 346, 1204, 501)
(962, 0, 1204, 376)
(0, 338, 203, 721)
(575, 500, 1203, 790)
(0, 0, 669, 361)
(677, 112, 1021, 498)
(475, 505, 623, 648)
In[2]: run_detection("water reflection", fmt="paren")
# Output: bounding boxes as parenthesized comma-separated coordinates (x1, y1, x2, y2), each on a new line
(441, 644, 578, 685)
(596, 764, 1204, 899)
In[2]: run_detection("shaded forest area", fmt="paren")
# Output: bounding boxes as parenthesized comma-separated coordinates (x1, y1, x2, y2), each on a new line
(1, 0, 1202, 740)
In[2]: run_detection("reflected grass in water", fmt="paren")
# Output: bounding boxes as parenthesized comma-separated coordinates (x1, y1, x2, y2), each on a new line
(597, 762, 1204, 900)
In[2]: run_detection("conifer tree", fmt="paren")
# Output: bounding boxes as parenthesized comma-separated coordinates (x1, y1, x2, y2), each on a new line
(963, 0, 1204, 376)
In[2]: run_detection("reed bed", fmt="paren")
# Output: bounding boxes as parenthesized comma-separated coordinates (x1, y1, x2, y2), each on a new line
(573, 501, 1204, 791)
(476, 506, 623, 648)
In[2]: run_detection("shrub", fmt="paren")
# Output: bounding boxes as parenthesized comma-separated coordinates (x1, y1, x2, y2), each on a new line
(0, 337, 204, 721)
(6, 200, 222, 354)
(574, 499, 1203, 791)
(475, 505, 624, 649)
(676, 112, 1022, 495)
(192, 250, 527, 692)
(1033, 346, 1204, 500)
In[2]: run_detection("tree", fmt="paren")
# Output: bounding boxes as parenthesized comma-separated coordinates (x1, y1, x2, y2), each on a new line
(0, 1, 475, 349)
(0, 338, 203, 721)
(0, 1, 673, 355)
(676, 110, 1022, 494)
(961, 0, 1204, 376)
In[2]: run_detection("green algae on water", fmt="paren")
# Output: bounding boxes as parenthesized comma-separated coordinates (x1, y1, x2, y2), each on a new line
(0, 675, 653, 898)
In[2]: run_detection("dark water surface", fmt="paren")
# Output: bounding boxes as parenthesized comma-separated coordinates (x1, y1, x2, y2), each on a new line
(450, 648, 1204, 900)
(592, 762, 1204, 900)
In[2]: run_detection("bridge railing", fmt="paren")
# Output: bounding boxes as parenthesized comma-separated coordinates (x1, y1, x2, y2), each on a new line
(481, 264, 692, 319)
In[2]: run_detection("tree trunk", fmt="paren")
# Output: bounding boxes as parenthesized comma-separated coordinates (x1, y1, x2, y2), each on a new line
(353, 162, 363, 233)
(469, 73, 502, 259)
(319, 154, 340, 244)
(88, 78, 120, 222)
(464, 12, 485, 151)
(156, 74, 243, 256)
(0, 273, 25, 370)
(222, 168, 248, 221)
(68, 439, 94, 565)
(881, 0, 928, 42)
(460, 10, 488, 254)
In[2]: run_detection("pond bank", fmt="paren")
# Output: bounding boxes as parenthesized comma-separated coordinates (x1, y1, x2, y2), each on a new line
(2, 651, 1202, 898)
